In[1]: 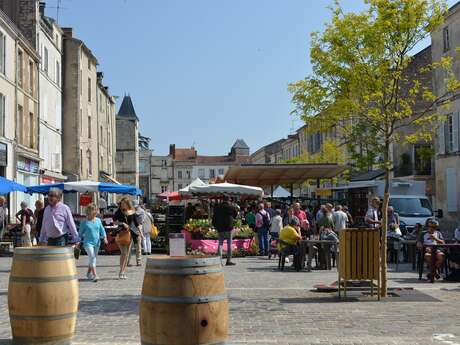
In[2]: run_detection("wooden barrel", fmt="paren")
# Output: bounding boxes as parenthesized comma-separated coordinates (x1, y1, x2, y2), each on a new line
(8, 246, 79, 345)
(140, 256, 228, 345)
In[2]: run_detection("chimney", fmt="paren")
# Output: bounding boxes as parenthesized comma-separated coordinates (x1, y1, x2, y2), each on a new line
(39, 2, 46, 17)
(169, 144, 176, 159)
(62, 27, 73, 38)
(97, 71, 104, 83)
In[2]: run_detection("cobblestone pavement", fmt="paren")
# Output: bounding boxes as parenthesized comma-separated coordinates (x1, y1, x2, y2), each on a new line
(1, 254, 460, 345)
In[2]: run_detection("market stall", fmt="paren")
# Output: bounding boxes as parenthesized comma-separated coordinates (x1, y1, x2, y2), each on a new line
(181, 182, 264, 256)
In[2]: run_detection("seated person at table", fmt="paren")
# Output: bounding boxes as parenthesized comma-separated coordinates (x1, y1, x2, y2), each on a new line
(279, 217, 302, 256)
(445, 227, 460, 281)
(423, 219, 445, 280)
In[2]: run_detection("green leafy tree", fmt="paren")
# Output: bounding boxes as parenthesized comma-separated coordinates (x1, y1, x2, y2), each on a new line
(289, 0, 458, 296)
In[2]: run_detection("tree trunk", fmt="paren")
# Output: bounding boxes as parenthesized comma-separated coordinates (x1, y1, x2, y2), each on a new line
(380, 141, 391, 298)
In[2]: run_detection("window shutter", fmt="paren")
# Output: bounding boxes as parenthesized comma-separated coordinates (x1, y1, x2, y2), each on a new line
(446, 168, 458, 213)
(438, 121, 445, 155)
(453, 111, 459, 152)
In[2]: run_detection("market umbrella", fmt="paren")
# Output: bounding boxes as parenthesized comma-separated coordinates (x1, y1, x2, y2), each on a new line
(189, 182, 264, 198)
(0, 176, 28, 194)
(179, 178, 206, 194)
(27, 180, 142, 196)
(158, 191, 183, 201)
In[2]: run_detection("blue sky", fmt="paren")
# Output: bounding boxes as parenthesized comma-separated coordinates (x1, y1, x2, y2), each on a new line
(50, 0, 456, 156)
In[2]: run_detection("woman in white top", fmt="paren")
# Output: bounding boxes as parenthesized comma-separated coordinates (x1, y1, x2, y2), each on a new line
(270, 209, 283, 239)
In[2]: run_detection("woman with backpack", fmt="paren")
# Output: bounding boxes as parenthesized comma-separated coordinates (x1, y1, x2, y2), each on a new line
(255, 203, 271, 256)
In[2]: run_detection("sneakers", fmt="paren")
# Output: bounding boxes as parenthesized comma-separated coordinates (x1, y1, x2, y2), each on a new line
(285, 257, 290, 264)
(86, 272, 94, 280)
(92, 275, 99, 282)
(118, 273, 127, 280)
(225, 262, 236, 266)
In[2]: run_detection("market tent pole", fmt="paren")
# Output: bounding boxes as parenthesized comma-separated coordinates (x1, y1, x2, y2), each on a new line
(289, 184, 293, 204)
(316, 178, 321, 207)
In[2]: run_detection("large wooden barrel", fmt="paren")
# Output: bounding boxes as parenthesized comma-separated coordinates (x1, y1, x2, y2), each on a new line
(8, 247, 79, 345)
(140, 256, 228, 345)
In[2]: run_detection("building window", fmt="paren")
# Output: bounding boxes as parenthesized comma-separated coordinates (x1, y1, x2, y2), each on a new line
(88, 59, 91, 70)
(209, 169, 215, 179)
(100, 125, 103, 145)
(56, 60, 60, 85)
(80, 149, 83, 174)
(161, 185, 168, 193)
(17, 105, 23, 144)
(0, 31, 5, 75)
(87, 149, 92, 175)
(88, 116, 92, 138)
(186, 170, 191, 179)
(0, 93, 5, 137)
(218, 168, 224, 176)
(178, 170, 182, 179)
(88, 78, 92, 102)
(161, 160, 167, 167)
(414, 144, 432, 176)
(445, 113, 455, 153)
(198, 168, 205, 179)
(44, 46, 49, 73)
(17, 50, 23, 87)
(29, 61, 34, 95)
(443, 26, 450, 52)
(178, 184, 183, 190)
(29, 112, 34, 148)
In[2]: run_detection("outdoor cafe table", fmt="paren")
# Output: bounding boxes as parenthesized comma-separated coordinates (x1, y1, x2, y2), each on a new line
(395, 239, 417, 271)
(419, 243, 460, 283)
(299, 239, 338, 271)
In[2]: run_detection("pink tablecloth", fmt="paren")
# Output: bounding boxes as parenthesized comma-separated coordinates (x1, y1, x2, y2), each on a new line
(182, 230, 254, 254)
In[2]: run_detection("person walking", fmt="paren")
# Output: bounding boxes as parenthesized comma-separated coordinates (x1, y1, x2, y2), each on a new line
(98, 196, 107, 214)
(16, 202, 34, 247)
(33, 200, 45, 244)
(365, 197, 381, 229)
(78, 204, 107, 282)
(39, 188, 79, 246)
(293, 202, 309, 237)
(113, 197, 144, 279)
(332, 205, 348, 232)
(255, 203, 270, 256)
(212, 198, 238, 266)
(0, 196, 7, 240)
(141, 205, 154, 255)
(270, 209, 283, 240)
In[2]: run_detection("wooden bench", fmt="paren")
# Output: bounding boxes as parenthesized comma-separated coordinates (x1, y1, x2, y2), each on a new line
(338, 228, 381, 300)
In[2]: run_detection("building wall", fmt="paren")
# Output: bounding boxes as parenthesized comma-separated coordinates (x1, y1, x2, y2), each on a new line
(116, 118, 139, 186)
(38, 19, 63, 181)
(62, 34, 99, 181)
(431, 5, 460, 232)
(151, 155, 173, 195)
(192, 164, 228, 183)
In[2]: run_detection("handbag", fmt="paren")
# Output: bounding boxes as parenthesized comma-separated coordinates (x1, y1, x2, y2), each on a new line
(116, 229, 132, 246)
(74, 246, 81, 260)
(150, 224, 159, 240)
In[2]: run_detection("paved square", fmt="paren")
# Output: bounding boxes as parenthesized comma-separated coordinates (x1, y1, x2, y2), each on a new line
(1, 255, 459, 345)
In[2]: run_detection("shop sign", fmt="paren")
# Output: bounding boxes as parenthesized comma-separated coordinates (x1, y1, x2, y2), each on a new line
(0, 143, 7, 166)
(80, 193, 93, 206)
(17, 157, 39, 174)
(41, 176, 55, 184)
(316, 188, 332, 197)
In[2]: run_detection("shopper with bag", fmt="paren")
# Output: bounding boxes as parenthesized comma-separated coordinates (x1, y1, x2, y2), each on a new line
(16, 201, 34, 247)
(78, 204, 107, 282)
(113, 197, 144, 279)
(140, 205, 154, 255)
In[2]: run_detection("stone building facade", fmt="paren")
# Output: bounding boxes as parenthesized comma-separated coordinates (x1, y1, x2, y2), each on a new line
(139, 134, 152, 203)
(38, 8, 65, 185)
(150, 140, 250, 199)
(61, 28, 99, 210)
(432, 1, 460, 231)
(116, 95, 139, 187)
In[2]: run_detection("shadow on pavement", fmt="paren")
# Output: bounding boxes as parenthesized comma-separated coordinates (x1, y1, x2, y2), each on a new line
(0, 340, 11, 345)
(78, 294, 140, 316)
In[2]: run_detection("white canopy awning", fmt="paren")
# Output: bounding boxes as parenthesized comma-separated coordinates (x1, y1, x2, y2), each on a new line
(179, 178, 206, 194)
(189, 182, 264, 198)
(271, 186, 291, 198)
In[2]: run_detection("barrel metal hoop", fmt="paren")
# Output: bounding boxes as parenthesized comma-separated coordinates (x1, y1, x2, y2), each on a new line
(146, 256, 221, 268)
(10, 312, 77, 321)
(9, 275, 78, 283)
(14, 247, 73, 255)
(141, 293, 227, 304)
(13, 254, 75, 262)
(145, 267, 222, 275)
